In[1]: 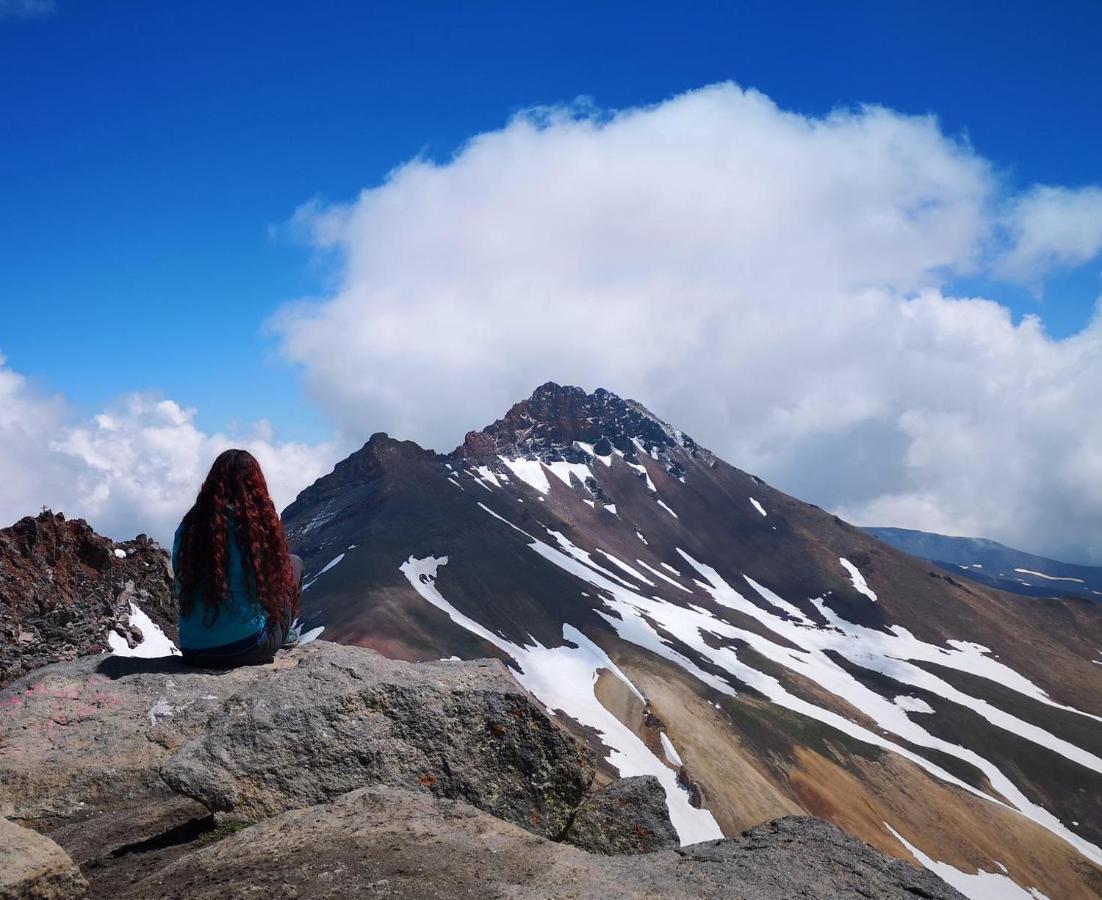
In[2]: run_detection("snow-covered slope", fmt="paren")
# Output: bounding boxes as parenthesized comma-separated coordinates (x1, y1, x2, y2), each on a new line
(283, 383, 1102, 900)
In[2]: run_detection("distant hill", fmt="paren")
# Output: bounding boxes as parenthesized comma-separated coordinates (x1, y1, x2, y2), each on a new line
(863, 527, 1102, 601)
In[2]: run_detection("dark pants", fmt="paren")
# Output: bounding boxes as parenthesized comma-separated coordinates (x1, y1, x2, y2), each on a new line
(181, 554, 305, 669)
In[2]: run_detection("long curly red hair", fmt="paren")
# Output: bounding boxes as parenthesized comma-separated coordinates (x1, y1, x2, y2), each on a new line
(176, 449, 298, 626)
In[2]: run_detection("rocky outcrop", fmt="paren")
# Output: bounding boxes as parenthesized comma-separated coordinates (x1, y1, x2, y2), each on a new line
(0, 818, 87, 899)
(0, 649, 265, 822)
(564, 775, 679, 854)
(159, 644, 595, 835)
(0, 643, 593, 836)
(0, 641, 963, 899)
(0, 511, 176, 687)
(117, 788, 964, 900)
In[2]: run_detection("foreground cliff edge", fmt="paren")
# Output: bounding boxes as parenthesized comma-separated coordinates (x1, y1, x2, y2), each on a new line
(0, 641, 964, 899)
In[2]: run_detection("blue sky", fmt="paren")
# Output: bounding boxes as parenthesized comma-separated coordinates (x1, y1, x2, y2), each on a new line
(3, 1, 1102, 560)
(3, 0, 1101, 441)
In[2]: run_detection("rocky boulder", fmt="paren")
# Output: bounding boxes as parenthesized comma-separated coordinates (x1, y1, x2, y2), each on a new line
(159, 643, 595, 836)
(0, 650, 274, 821)
(0, 511, 176, 687)
(0, 641, 595, 841)
(0, 818, 87, 899)
(564, 775, 679, 854)
(116, 787, 964, 900)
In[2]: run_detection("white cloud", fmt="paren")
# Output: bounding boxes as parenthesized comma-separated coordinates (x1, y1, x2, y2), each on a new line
(996, 185, 1102, 284)
(0, 355, 340, 545)
(0, 355, 78, 518)
(271, 82, 1102, 563)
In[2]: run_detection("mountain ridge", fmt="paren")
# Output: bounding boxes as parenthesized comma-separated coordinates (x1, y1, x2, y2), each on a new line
(283, 381, 1102, 900)
(864, 525, 1102, 601)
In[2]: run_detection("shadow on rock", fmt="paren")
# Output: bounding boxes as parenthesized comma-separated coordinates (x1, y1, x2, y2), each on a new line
(94, 655, 198, 679)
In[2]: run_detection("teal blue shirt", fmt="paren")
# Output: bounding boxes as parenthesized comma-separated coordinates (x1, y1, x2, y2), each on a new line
(172, 518, 268, 651)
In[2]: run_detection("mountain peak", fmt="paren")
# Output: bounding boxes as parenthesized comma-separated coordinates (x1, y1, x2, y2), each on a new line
(454, 382, 707, 479)
(527, 381, 615, 403)
(528, 380, 587, 400)
(337, 432, 436, 471)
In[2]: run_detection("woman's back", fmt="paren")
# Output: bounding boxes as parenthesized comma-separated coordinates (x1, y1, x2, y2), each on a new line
(173, 448, 302, 667)
(173, 515, 268, 651)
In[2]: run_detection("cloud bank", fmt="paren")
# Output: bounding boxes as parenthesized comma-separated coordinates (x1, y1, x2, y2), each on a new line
(0, 354, 340, 545)
(272, 83, 1102, 562)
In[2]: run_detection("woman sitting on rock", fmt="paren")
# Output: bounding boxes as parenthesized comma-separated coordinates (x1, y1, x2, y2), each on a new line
(173, 448, 303, 667)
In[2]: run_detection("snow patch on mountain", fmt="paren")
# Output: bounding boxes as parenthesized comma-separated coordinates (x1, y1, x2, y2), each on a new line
(399, 553, 721, 845)
(659, 732, 683, 767)
(742, 576, 814, 625)
(108, 602, 180, 658)
(498, 456, 552, 494)
(303, 553, 346, 592)
(544, 530, 637, 589)
(298, 625, 325, 646)
(575, 441, 612, 466)
(636, 558, 693, 593)
(885, 824, 1051, 900)
(545, 460, 594, 491)
(893, 695, 935, 714)
(750, 498, 767, 517)
(474, 466, 503, 490)
(595, 549, 656, 587)
(298, 506, 337, 536)
(656, 499, 678, 518)
(625, 459, 657, 492)
(451, 503, 1102, 866)
(839, 557, 878, 602)
(1013, 568, 1085, 584)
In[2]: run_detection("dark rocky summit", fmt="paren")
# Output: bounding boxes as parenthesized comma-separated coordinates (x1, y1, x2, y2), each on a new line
(457, 381, 711, 480)
(0, 511, 176, 687)
(0, 641, 963, 899)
